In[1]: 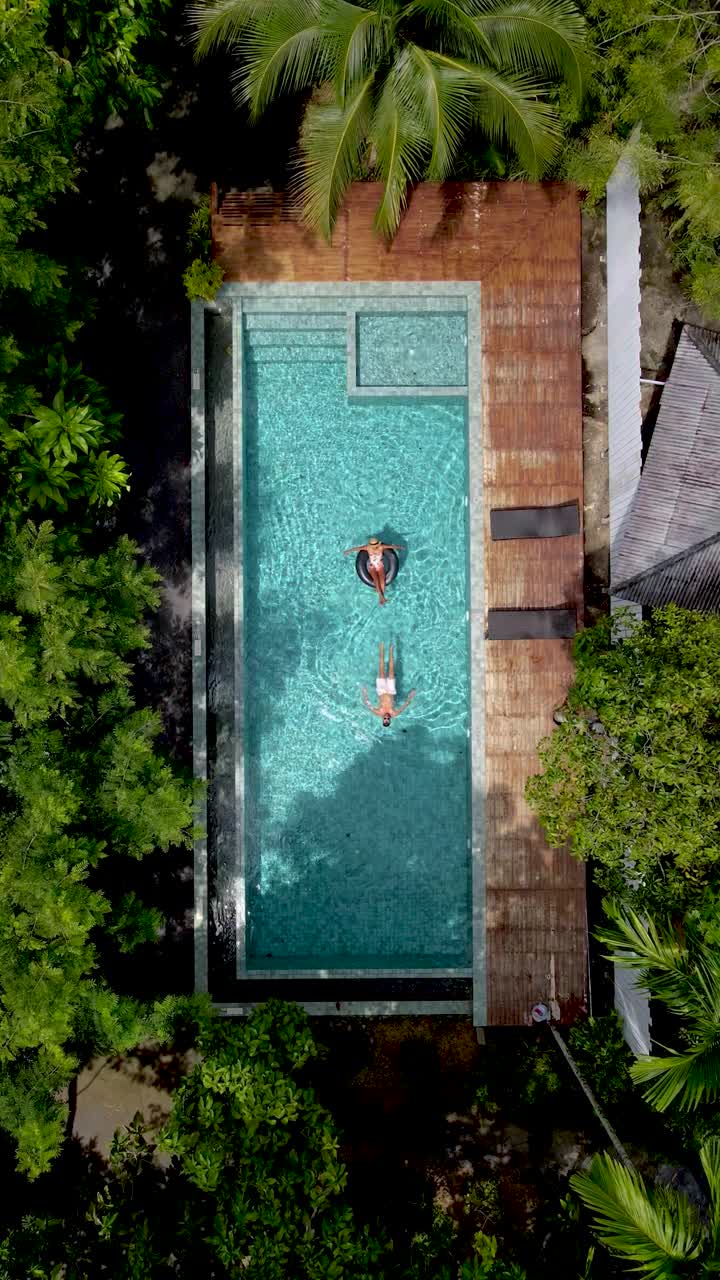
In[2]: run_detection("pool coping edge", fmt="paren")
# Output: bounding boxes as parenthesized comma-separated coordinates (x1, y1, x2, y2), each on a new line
(195, 282, 486, 1023)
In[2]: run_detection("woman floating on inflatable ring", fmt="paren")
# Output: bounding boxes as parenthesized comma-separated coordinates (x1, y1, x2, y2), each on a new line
(343, 535, 405, 605)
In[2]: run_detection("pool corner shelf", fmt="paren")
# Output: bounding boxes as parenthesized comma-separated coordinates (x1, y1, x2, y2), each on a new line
(192, 281, 485, 1025)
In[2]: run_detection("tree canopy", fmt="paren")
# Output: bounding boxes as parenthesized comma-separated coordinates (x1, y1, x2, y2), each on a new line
(0, 0, 171, 306)
(0, 0, 191, 1180)
(0, 1002, 388, 1278)
(526, 606, 720, 927)
(0, 512, 194, 1178)
(191, 0, 586, 239)
(557, 0, 720, 316)
(0, 1001, 536, 1279)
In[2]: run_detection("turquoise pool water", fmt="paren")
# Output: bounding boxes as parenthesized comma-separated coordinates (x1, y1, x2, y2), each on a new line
(242, 306, 472, 970)
(356, 312, 468, 387)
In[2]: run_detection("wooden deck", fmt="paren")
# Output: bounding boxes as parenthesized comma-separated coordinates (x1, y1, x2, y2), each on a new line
(212, 181, 587, 1026)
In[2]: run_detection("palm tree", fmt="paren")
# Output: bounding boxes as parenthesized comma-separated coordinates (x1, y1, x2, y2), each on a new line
(598, 905, 720, 1114)
(571, 1140, 720, 1279)
(191, 0, 585, 239)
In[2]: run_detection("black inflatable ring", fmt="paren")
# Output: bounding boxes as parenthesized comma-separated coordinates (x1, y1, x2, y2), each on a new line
(356, 548, 399, 588)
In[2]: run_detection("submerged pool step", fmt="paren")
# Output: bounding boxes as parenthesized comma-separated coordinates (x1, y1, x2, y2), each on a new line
(245, 328, 347, 350)
(247, 345, 346, 365)
(243, 312, 347, 332)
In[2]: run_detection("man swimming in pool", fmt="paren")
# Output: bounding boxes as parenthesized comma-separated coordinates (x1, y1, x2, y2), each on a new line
(343, 535, 405, 606)
(362, 642, 416, 727)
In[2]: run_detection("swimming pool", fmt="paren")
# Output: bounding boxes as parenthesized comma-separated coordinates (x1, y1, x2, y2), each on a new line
(240, 295, 473, 972)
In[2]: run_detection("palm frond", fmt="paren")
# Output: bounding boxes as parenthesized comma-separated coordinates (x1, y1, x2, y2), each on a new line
(630, 1043, 720, 1113)
(295, 73, 374, 239)
(370, 60, 428, 237)
(426, 50, 559, 176)
(700, 1137, 720, 1258)
(189, 0, 277, 59)
(597, 906, 720, 1020)
(320, 0, 385, 103)
(405, 44, 468, 177)
(571, 1153, 704, 1280)
(686, 948, 720, 1027)
(234, 0, 332, 117)
(404, 0, 496, 64)
(471, 0, 585, 99)
(597, 906, 688, 985)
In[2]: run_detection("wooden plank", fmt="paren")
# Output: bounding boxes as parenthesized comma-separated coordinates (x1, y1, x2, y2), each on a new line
(478, 182, 585, 1022)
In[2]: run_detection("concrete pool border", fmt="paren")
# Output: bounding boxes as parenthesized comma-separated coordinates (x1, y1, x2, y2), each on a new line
(192, 281, 485, 1021)
(190, 300, 208, 991)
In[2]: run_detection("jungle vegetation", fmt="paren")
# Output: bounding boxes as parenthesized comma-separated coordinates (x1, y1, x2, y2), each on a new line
(1, 0, 720, 1274)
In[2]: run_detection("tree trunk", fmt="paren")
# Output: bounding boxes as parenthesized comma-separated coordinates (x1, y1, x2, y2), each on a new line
(549, 1025, 633, 1169)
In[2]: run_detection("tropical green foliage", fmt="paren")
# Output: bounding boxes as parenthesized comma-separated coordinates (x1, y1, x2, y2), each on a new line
(183, 256, 224, 301)
(568, 1013, 633, 1111)
(48, 0, 174, 120)
(0, 0, 172, 505)
(157, 1003, 385, 1276)
(1, 351, 132, 519)
(0, 0, 192, 1179)
(460, 1233, 527, 1279)
(0, 1001, 540, 1277)
(2, 384, 130, 512)
(526, 606, 720, 923)
(598, 907, 720, 1118)
(557, 0, 720, 316)
(400, 1188, 530, 1278)
(0, 0, 171, 306)
(183, 196, 224, 300)
(0, 517, 193, 1177)
(191, 0, 586, 239)
(571, 1140, 720, 1279)
(0, 1003, 388, 1276)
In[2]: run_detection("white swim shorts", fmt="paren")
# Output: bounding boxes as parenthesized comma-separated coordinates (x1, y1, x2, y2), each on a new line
(376, 677, 397, 696)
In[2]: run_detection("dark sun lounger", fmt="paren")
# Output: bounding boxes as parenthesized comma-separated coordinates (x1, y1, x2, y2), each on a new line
(486, 608, 577, 640)
(490, 501, 580, 541)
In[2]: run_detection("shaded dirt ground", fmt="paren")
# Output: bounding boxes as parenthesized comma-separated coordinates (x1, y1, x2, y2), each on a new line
(74, 1047, 197, 1155)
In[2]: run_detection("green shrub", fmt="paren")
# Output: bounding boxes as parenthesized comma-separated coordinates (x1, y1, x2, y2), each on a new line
(186, 195, 212, 259)
(182, 196, 224, 301)
(527, 607, 720, 922)
(474, 1081, 500, 1118)
(2, 387, 130, 510)
(182, 257, 224, 303)
(568, 1014, 633, 1110)
(520, 1043, 562, 1106)
(0, 1003, 388, 1274)
(464, 1177, 500, 1230)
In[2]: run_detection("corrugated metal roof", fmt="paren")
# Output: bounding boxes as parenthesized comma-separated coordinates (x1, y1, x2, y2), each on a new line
(690, 325, 720, 375)
(607, 157, 643, 561)
(613, 532, 720, 609)
(611, 324, 720, 611)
